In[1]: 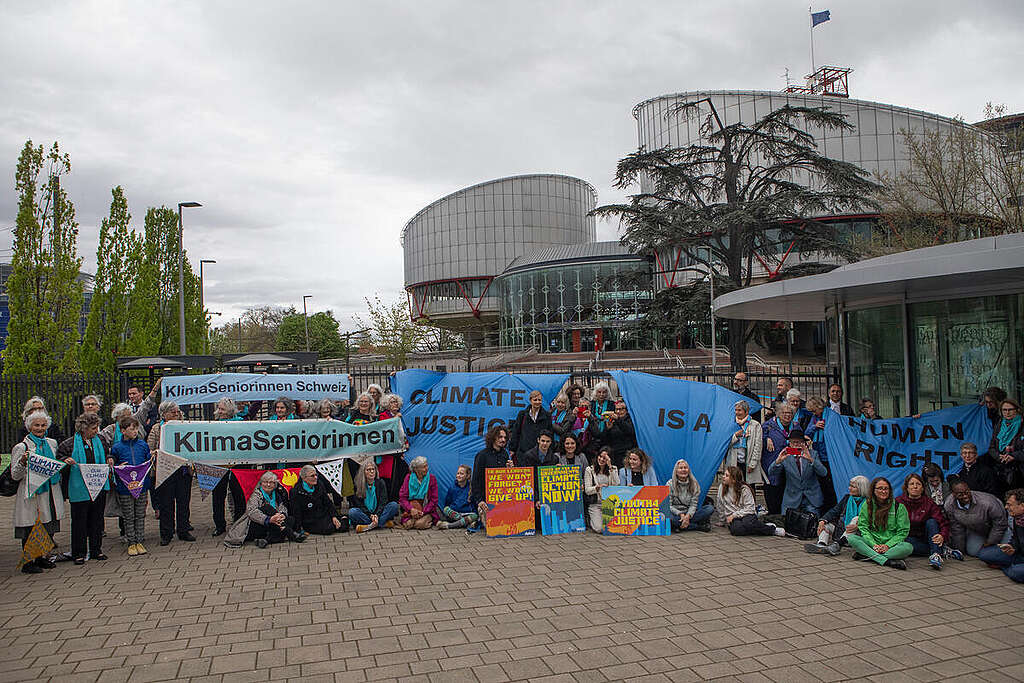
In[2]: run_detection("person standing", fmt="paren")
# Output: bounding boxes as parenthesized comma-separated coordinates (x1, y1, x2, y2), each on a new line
(148, 401, 196, 547)
(827, 384, 854, 416)
(508, 390, 552, 463)
(11, 410, 64, 574)
(110, 416, 152, 557)
(57, 413, 111, 565)
(725, 400, 762, 490)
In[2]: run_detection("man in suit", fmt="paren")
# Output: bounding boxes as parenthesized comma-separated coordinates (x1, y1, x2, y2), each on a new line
(827, 384, 855, 417)
(768, 428, 827, 516)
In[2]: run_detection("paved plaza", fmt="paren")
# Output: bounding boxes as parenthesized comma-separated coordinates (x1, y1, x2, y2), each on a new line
(1, 493, 1023, 683)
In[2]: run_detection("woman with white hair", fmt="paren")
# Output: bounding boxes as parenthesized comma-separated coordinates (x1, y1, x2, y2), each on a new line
(667, 459, 713, 532)
(223, 471, 307, 548)
(725, 400, 762, 488)
(289, 465, 343, 535)
(804, 475, 870, 556)
(11, 410, 64, 574)
(366, 384, 385, 412)
(786, 388, 813, 431)
(16, 396, 65, 444)
(398, 456, 439, 530)
(148, 400, 195, 546)
(590, 382, 615, 419)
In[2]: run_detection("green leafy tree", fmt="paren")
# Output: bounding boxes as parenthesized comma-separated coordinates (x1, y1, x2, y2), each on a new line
(81, 186, 141, 372)
(4, 141, 84, 375)
(209, 306, 286, 355)
(275, 309, 347, 355)
(356, 294, 427, 368)
(595, 103, 879, 370)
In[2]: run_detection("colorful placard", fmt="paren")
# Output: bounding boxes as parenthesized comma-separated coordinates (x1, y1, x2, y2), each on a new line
(484, 467, 535, 537)
(537, 465, 585, 535)
(601, 486, 671, 536)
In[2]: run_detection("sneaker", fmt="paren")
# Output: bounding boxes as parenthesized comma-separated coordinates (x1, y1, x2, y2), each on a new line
(825, 542, 841, 556)
(384, 521, 395, 529)
(884, 559, 907, 570)
(945, 547, 964, 561)
(136, 544, 148, 555)
(804, 543, 827, 554)
(355, 523, 374, 533)
(223, 541, 242, 549)
(212, 528, 226, 537)
(928, 553, 943, 570)
(255, 539, 268, 549)
(127, 544, 139, 557)
(435, 521, 449, 530)
(773, 526, 787, 537)
(851, 553, 870, 561)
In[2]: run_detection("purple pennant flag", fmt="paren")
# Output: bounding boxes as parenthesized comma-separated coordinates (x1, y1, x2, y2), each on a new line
(114, 460, 153, 499)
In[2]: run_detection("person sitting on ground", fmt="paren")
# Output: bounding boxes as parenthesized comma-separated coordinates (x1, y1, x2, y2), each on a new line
(348, 461, 399, 533)
(557, 434, 589, 472)
(470, 425, 512, 529)
(769, 428, 827, 516)
(922, 462, 951, 506)
(977, 488, 1024, 583)
(436, 464, 477, 530)
(716, 466, 786, 537)
(986, 399, 1024, 494)
(11, 410, 64, 574)
(847, 477, 913, 570)
(895, 472, 954, 570)
(949, 442, 998, 496)
(725, 400, 762, 494)
(942, 480, 1008, 557)
(667, 459, 712, 532)
(805, 475, 869, 556)
(289, 465, 343, 535)
(224, 472, 306, 548)
(508, 390, 553, 463)
(399, 456, 439, 530)
(619, 447, 659, 487)
(584, 447, 619, 533)
(858, 398, 881, 420)
(110, 416, 153, 557)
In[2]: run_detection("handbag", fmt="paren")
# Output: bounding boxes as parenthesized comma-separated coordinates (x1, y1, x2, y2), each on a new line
(784, 508, 819, 539)
(0, 465, 18, 497)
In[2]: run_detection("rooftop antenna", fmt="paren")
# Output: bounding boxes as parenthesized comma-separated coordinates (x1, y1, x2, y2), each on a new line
(782, 67, 792, 89)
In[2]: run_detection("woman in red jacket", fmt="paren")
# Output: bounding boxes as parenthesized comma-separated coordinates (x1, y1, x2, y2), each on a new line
(895, 472, 955, 571)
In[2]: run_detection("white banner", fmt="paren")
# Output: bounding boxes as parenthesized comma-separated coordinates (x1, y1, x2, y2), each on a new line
(155, 451, 190, 488)
(26, 452, 65, 498)
(78, 463, 111, 502)
(161, 372, 350, 405)
(314, 458, 350, 496)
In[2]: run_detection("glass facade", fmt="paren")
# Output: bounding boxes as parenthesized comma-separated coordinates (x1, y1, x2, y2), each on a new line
(843, 294, 1024, 417)
(498, 259, 654, 352)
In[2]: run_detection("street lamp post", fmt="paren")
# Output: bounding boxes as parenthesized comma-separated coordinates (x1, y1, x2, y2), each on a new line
(302, 295, 313, 352)
(177, 201, 202, 355)
(207, 311, 222, 354)
(199, 259, 216, 353)
(343, 328, 370, 375)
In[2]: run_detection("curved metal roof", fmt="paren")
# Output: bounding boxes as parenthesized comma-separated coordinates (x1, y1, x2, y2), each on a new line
(501, 241, 644, 275)
(713, 232, 1024, 321)
(400, 173, 598, 244)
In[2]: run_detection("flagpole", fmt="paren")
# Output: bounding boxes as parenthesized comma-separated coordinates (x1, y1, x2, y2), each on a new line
(809, 6, 815, 72)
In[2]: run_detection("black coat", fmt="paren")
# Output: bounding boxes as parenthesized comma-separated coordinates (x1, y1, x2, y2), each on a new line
(289, 480, 338, 534)
(508, 407, 553, 455)
(601, 415, 637, 468)
(471, 446, 510, 507)
(517, 446, 558, 468)
(986, 421, 1024, 492)
(347, 479, 390, 517)
(949, 461, 999, 497)
(821, 494, 853, 528)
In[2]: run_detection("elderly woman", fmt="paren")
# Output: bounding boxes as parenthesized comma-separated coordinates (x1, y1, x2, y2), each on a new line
(11, 410, 64, 574)
(667, 459, 713, 532)
(436, 465, 477, 530)
(346, 392, 378, 425)
(315, 399, 338, 419)
(378, 393, 403, 420)
(224, 472, 306, 548)
(549, 393, 572, 445)
(762, 402, 796, 514)
(859, 398, 881, 420)
(210, 397, 246, 537)
(725, 400, 762, 488)
(289, 465, 343, 534)
(805, 475, 869, 556)
(366, 383, 385, 411)
(56, 413, 111, 564)
(565, 383, 586, 410)
(399, 456, 440, 529)
(987, 399, 1024, 494)
(590, 382, 615, 423)
(16, 397, 65, 443)
(348, 461, 399, 532)
(148, 400, 195, 546)
(785, 388, 813, 431)
(271, 396, 297, 420)
(584, 447, 619, 532)
(619, 448, 658, 487)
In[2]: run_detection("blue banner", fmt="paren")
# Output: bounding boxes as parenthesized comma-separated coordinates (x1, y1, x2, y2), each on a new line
(823, 404, 990, 497)
(161, 373, 350, 405)
(391, 370, 569, 500)
(609, 371, 762, 500)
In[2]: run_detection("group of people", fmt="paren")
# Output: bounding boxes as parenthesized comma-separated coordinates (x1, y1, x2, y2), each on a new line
(8, 376, 1024, 585)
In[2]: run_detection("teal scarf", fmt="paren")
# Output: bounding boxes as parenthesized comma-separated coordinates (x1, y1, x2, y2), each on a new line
(408, 472, 429, 500)
(735, 417, 749, 450)
(301, 481, 315, 494)
(113, 422, 122, 444)
(998, 415, 1021, 452)
(844, 495, 865, 525)
(271, 414, 295, 421)
(364, 479, 378, 511)
(260, 487, 277, 508)
(28, 434, 62, 489)
(72, 433, 106, 465)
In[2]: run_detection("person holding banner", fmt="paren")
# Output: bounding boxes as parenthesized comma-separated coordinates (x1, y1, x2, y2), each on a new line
(317, 399, 339, 419)
(436, 465, 477, 530)
(976, 489, 1024, 583)
(895, 473, 952, 570)
(982, 387, 1008, 428)
(508, 390, 553, 462)
(348, 461, 398, 533)
(10, 410, 64, 574)
(716, 466, 785, 537)
(471, 425, 512, 528)
(590, 382, 615, 424)
(271, 397, 298, 421)
(584, 447, 619, 532)
(805, 475, 869, 556)
(667, 459, 712, 532)
(101, 379, 161, 445)
(725, 400, 762, 489)
(290, 466, 343, 535)
(858, 398, 881, 420)
(110, 416, 152, 557)
(398, 456, 440, 530)
(846, 477, 913, 570)
(785, 389, 813, 431)
(223, 472, 307, 548)
(804, 397, 837, 512)
(148, 401, 196, 546)
(57, 413, 111, 565)
(619, 448, 658, 487)
(210, 398, 247, 537)
(367, 384, 385, 411)
(987, 399, 1024, 494)
(769, 428, 827, 516)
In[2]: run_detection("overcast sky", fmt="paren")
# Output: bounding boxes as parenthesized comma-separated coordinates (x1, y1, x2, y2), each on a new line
(1, 1, 1022, 329)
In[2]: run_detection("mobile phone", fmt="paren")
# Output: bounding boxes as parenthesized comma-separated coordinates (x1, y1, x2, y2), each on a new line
(784, 447, 801, 456)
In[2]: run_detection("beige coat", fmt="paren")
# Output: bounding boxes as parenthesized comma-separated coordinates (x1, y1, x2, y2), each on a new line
(725, 419, 763, 485)
(10, 437, 65, 529)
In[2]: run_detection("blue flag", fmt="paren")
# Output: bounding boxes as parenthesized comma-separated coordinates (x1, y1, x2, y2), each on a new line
(822, 404, 991, 497)
(811, 10, 831, 27)
(609, 371, 761, 500)
(392, 370, 569, 500)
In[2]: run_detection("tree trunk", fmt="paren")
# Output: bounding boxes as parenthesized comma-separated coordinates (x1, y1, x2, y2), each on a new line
(727, 318, 747, 372)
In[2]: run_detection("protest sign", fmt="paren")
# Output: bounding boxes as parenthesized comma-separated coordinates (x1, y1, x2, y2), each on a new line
(161, 373, 350, 405)
(18, 516, 55, 569)
(601, 486, 671, 536)
(484, 467, 535, 537)
(26, 452, 64, 497)
(160, 417, 404, 465)
(155, 451, 190, 488)
(113, 461, 152, 499)
(193, 462, 229, 500)
(823, 404, 990, 497)
(231, 467, 303, 500)
(537, 465, 585, 535)
(610, 371, 762, 503)
(392, 370, 569, 500)
(78, 463, 111, 502)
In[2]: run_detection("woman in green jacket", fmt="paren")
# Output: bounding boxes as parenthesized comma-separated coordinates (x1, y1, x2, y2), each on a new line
(847, 476, 913, 569)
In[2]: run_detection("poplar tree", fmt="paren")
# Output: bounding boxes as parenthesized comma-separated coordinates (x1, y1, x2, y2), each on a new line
(4, 141, 84, 375)
(81, 186, 141, 372)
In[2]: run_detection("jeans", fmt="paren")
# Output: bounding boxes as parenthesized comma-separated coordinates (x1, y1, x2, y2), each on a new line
(847, 534, 913, 566)
(977, 545, 1024, 583)
(671, 503, 714, 531)
(907, 518, 943, 557)
(729, 514, 776, 536)
(348, 501, 398, 528)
